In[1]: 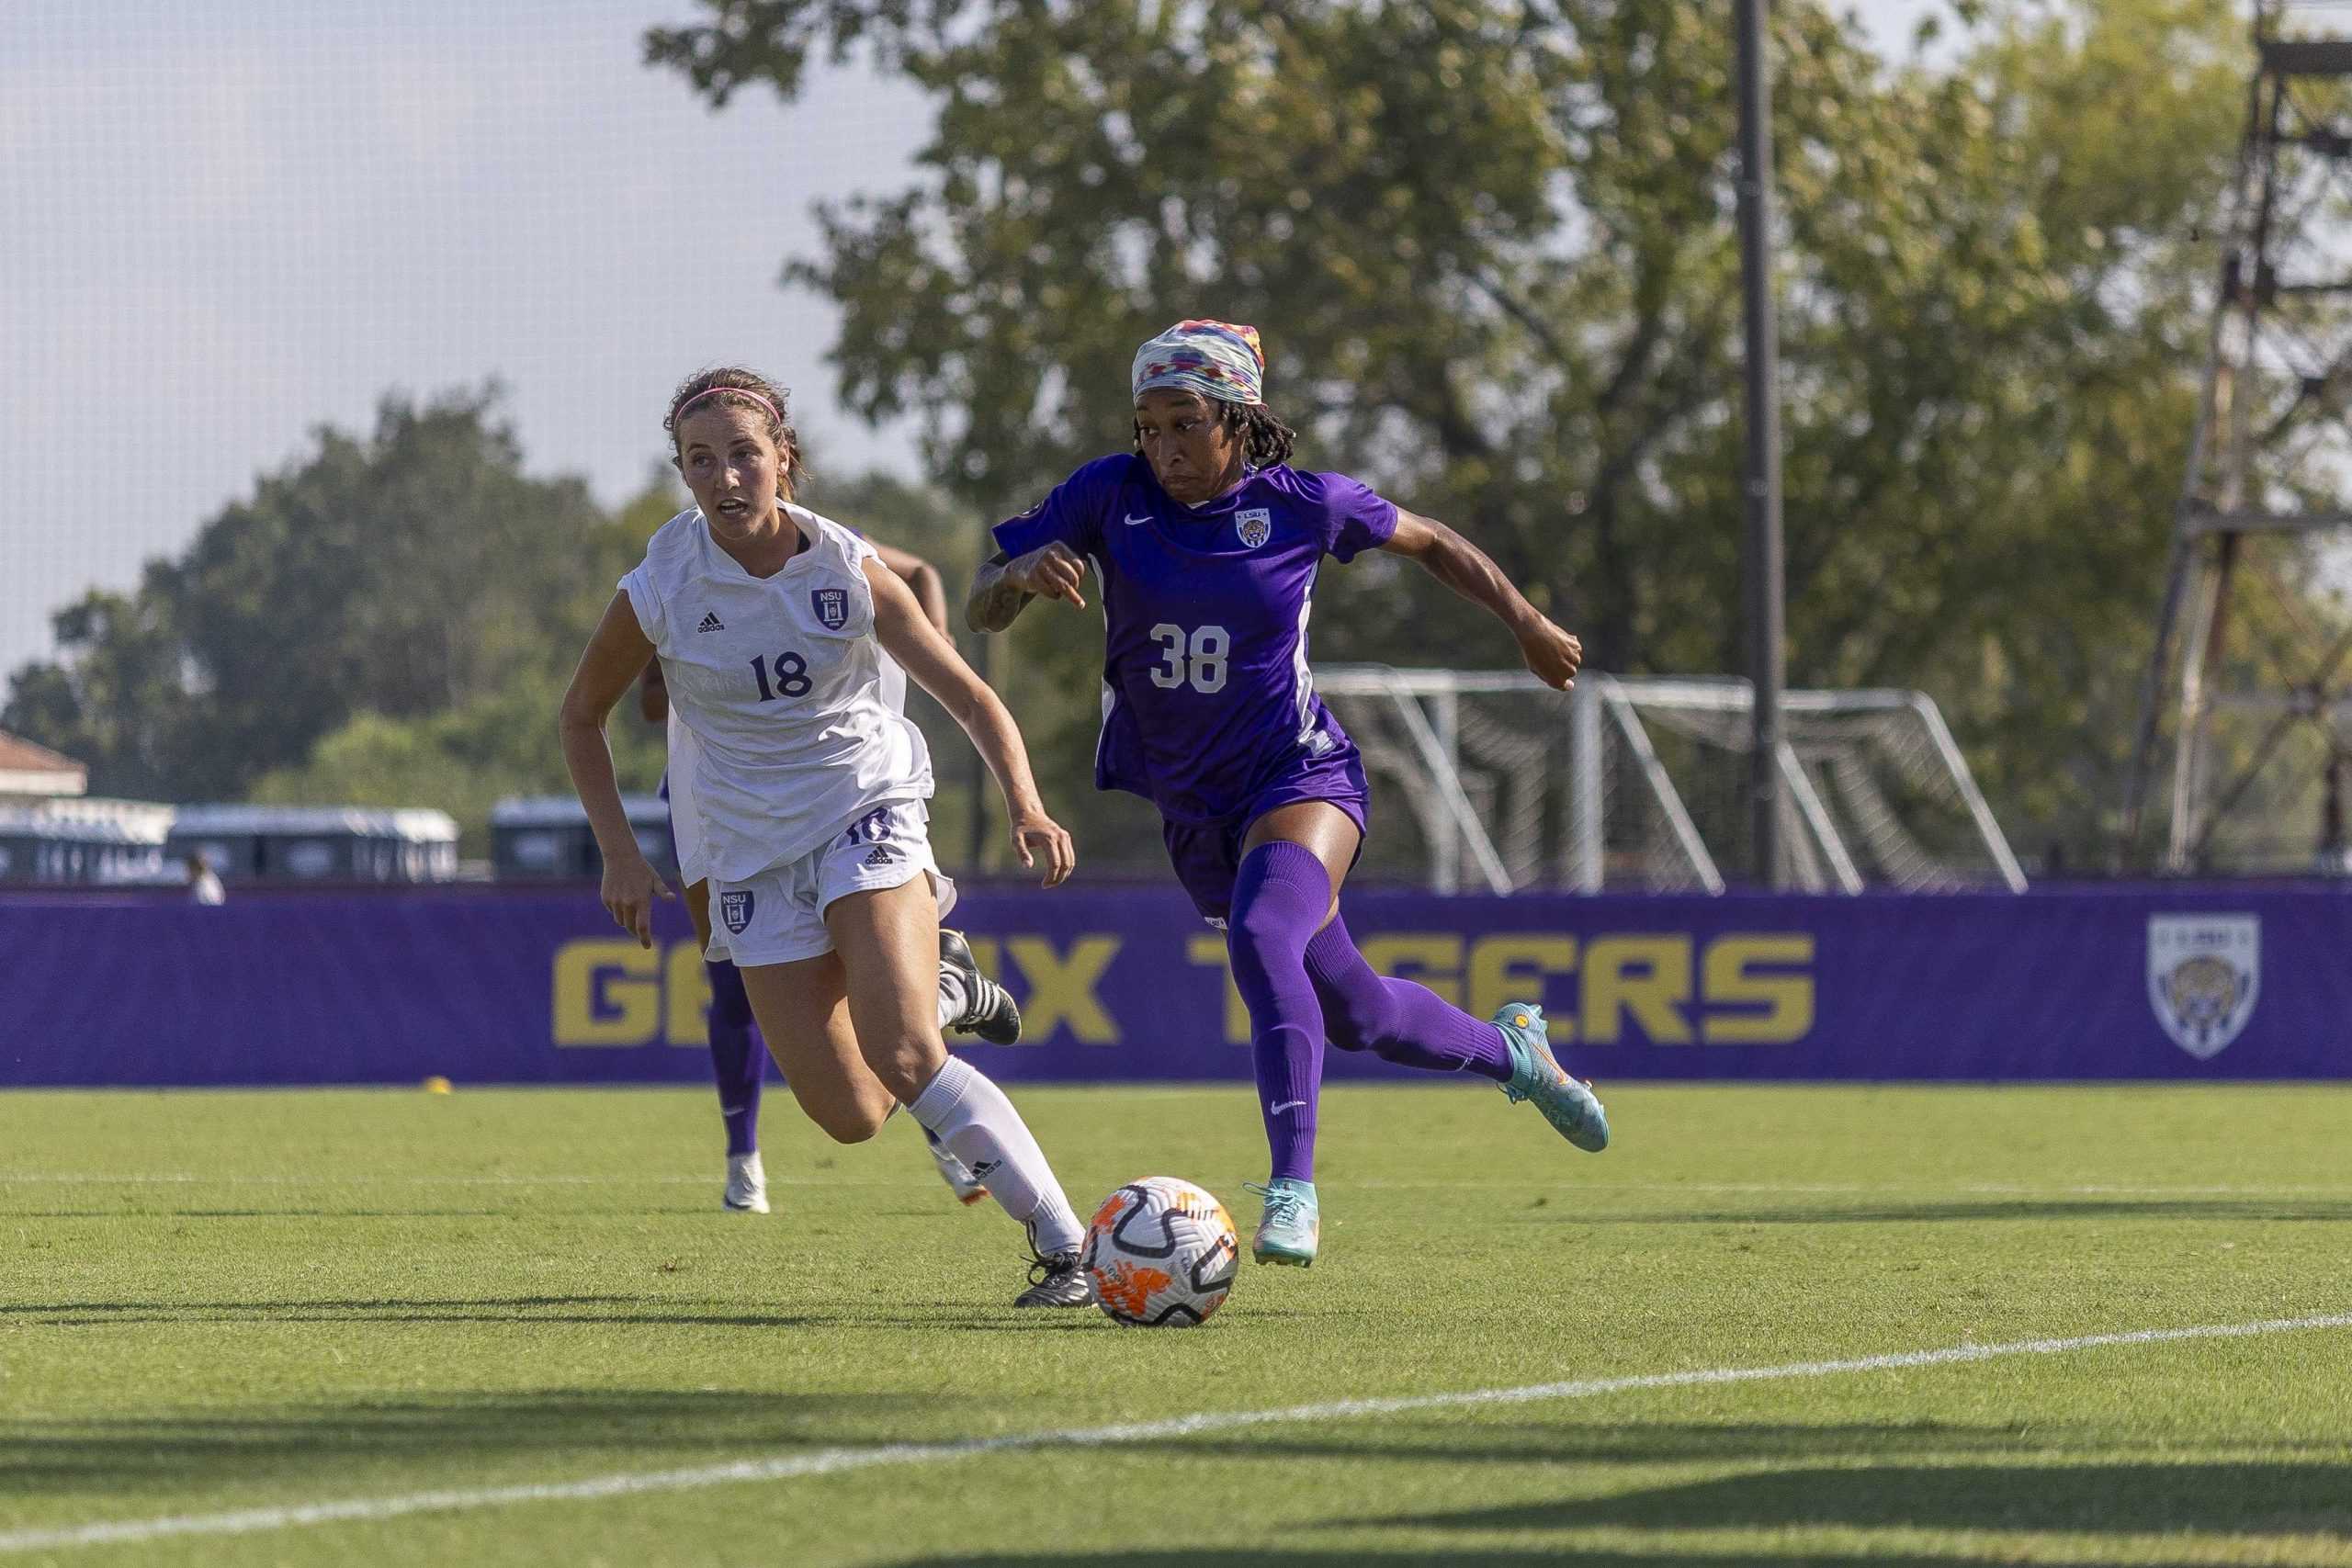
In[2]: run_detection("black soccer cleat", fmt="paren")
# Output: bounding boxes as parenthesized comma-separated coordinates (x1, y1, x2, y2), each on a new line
(940, 927, 1023, 1045)
(1013, 1248, 1091, 1308)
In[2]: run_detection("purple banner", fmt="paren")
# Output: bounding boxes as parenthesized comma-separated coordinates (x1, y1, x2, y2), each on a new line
(3, 884, 2347, 1086)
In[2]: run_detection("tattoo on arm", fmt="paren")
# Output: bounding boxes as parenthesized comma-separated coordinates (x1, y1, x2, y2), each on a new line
(966, 549, 1035, 634)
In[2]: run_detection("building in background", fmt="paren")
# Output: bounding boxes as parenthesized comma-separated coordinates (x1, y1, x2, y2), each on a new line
(490, 795, 675, 883)
(165, 807, 459, 886)
(0, 730, 85, 799)
(0, 739, 462, 887)
(0, 730, 171, 885)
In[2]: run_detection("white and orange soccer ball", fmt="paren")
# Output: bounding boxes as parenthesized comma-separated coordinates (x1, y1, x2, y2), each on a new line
(1080, 1176, 1240, 1327)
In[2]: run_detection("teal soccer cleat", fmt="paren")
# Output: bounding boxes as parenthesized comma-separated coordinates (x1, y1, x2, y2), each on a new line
(1494, 1003, 1610, 1152)
(1243, 1178, 1320, 1267)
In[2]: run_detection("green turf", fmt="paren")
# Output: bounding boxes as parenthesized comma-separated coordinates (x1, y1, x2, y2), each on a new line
(2, 1082, 2348, 1567)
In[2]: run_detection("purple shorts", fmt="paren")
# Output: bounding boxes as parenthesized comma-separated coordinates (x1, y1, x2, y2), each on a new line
(1159, 755, 1370, 925)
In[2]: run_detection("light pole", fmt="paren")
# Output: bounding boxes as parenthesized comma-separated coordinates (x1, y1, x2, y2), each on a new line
(1736, 0, 1787, 887)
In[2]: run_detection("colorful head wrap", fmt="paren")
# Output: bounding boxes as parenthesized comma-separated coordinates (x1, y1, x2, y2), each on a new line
(1131, 319, 1265, 406)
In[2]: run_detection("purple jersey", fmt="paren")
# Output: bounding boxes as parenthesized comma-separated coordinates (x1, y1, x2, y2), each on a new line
(993, 454, 1398, 825)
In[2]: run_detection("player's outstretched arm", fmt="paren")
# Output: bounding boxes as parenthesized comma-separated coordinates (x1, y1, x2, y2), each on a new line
(867, 558, 1077, 886)
(966, 545, 1088, 634)
(1380, 509, 1584, 691)
(559, 592, 677, 946)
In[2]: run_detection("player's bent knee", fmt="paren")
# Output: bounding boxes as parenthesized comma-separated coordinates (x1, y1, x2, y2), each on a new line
(1227, 918, 1312, 987)
(804, 1098, 889, 1145)
(865, 1037, 944, 1106)
(1230, 897, 1305, 950)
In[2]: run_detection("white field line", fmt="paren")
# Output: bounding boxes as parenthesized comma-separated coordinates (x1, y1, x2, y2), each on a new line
(1332, 1181, 2352, 1197)
(3, 1313, 2346, 1555)
(0, 1173, 712, 1186)
(4, 1174, 2349, 1196)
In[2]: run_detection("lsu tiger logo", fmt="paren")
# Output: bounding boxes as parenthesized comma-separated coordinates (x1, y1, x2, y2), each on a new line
(810, 587, 850, 630)
(719, 889, 755, 935)
(1236, 508, 1272, 548)
(2146, 914, 2259, 1059)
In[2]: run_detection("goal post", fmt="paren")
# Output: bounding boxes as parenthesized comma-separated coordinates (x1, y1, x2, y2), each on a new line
(1313, 666, 2028, 895)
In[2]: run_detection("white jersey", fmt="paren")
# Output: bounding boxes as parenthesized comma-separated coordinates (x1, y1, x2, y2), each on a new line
(664, 528, 911, 886)
(662, 711, 707, 885)
(622, 503, 933, 882)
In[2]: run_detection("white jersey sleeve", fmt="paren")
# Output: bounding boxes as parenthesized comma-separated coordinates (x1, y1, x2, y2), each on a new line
(618, 558, 670, 648)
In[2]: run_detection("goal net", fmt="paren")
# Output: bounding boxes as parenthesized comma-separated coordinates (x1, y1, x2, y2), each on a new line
(1314, 668, 2027, 894)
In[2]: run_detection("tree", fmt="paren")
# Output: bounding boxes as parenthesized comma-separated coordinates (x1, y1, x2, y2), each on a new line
(243, 482, 679, 850)
(249, 466, 987, 854)
(650, 0, 2263, 861)
(0, 576, 203, 803)
(4, 389, 614, 803)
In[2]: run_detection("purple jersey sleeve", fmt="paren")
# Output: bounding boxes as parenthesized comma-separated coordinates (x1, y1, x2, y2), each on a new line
(1306, 470, 1400, 562)
(992, 457, 1119, 562)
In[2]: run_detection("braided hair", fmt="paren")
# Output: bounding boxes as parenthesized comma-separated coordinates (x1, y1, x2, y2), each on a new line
(1222, 402, 1296, 469)
(1131, 399, 1297, 470)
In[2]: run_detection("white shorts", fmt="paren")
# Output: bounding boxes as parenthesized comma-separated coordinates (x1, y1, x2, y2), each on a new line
(704, 799, 957, 967)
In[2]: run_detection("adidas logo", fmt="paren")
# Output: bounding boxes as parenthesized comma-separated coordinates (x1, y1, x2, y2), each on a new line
(969, 1159, 1002, 1180)
(696, 612, 725, 633)
(863, 846, 891, 867)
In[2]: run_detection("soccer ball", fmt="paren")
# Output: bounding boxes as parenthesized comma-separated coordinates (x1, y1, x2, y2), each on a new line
(1081, 1176, 1239, 1327)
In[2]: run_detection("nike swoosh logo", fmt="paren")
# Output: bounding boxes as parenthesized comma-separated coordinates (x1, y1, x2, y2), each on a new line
(1123, 513, 1152, 526)
(1270, 1099, 1307, 1114)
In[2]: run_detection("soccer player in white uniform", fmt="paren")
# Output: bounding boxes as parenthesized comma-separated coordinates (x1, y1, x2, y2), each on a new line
(561, 368, 1091, 1306)
(642, 619, 1012, 1213)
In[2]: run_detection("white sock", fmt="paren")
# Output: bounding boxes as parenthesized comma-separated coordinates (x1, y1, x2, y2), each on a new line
(906, 1056, 1082, 1254)
(935, 965, 967, 1032)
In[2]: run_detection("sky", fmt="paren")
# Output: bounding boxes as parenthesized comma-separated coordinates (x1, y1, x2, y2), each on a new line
(0, 0, 1948, 680)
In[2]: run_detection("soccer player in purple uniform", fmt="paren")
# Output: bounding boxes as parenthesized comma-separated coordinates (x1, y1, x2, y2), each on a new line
(969, 319, 1608, 1268)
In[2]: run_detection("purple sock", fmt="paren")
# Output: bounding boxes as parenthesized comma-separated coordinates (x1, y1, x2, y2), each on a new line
(1306, 916, 1512, 1082)
(706, 960, 765, 1156)
(1227, 841, 1333, 1185)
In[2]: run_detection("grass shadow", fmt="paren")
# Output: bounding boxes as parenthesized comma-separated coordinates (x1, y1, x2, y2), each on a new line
(1365, 1460, 2352, 1537)
(0, 1388, 962, 1495)
(0, 1295, 640, 1315)
(1110, 1417, 2131, 1470)
(1, 1208, 537, 1220)
(0, 1294, 1119, 1332)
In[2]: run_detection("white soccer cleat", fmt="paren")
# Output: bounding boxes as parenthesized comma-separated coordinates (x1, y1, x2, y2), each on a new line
(724, 1151, 771, 1213)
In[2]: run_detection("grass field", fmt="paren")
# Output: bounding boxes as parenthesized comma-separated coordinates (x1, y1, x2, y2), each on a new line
(2, 1082, 2348, 1567)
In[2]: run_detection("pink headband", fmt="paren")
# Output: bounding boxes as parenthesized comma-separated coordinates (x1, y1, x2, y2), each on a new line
(675, 385, 783, 427)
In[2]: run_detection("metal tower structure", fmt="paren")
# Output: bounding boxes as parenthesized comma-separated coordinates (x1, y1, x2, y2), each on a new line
(2123, 5, 2352, 872)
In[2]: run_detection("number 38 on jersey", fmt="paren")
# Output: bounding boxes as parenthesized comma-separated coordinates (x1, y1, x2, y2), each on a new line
(1148, 623, 1229, 694)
